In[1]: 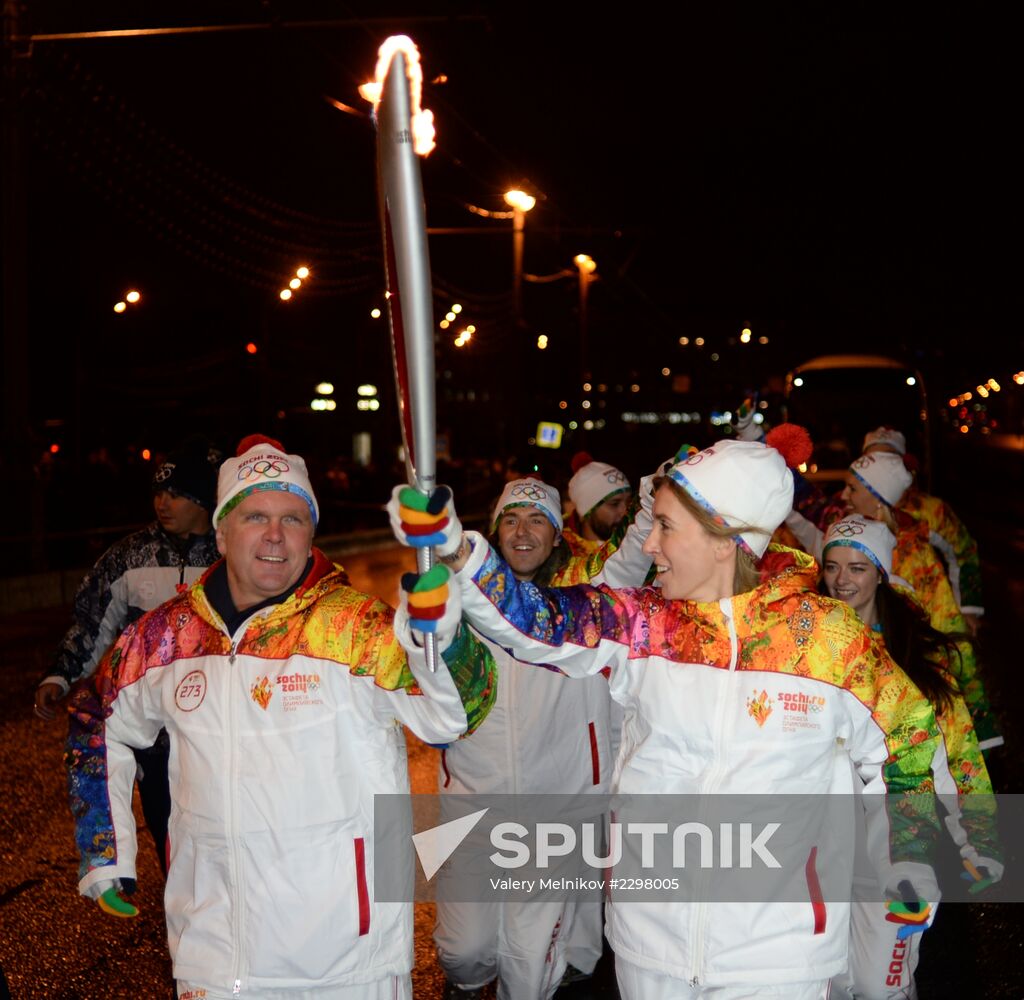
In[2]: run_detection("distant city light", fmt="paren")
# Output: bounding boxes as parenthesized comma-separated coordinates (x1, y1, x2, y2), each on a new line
(451, 304, 463, 314)
(537, 334, 548, 350)
(245, 342, 258, 354)
(371, 307, 382, 319)
(289, 278, 302, 290)
(316, 382, 335, 395)
(679, 337, 689, 345)
(758, 336, 769, 345)
(125, 290, 141, 304)
(280, 289, 293, 301)
(113, 302, 127, 313)
(141, 448, 151, 460)
(49, 443, 59, 454)
(296, 266, 310, 279)
(740, 327, 752, 344)
(661, 368, 671, 376)
(695, 337, 705, 347)
(906, 376, 917, 386)
(357, 384, 378, 396)
(793, 377, 804, 387)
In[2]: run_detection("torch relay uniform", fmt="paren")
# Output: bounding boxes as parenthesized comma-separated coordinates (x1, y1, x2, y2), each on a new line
(66, 550, 495, 997)
(785, 460, 1000, 752)
(434, 481, 653, 999)
(819, 515, 999, 1000)
(452, 534, 943, 995)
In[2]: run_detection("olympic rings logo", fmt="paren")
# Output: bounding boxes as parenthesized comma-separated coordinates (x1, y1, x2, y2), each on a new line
(683, 447, 712, 466)
(237, 459, 290, 481)
(605, 470, 627, 485)
(830, 520, 864, 538)
(510, 483, 549, 501)
(850, 455, 875, 471)
(153, 462, 175, 483)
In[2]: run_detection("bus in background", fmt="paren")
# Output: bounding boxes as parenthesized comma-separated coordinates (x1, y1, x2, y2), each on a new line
(783, 354, 930, 488)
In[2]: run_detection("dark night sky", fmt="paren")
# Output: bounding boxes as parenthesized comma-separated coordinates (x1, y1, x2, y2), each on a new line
(14, 3, 1019, 464)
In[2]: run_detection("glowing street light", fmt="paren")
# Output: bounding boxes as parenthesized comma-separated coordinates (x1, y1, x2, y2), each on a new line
(113, 302, 127, 313)
(505, 189, 536, 323)
(126, 290, 141, 304)
(316, 382, 335, 395)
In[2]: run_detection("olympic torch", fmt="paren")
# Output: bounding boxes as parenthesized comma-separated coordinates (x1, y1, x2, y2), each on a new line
(364, 37, 439, 669)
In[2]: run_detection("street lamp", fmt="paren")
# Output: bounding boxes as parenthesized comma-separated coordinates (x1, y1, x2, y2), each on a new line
(574, 254, 597, 377)
(504, 189, 536, 324)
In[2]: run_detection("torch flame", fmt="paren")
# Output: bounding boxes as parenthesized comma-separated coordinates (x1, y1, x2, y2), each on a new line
(360, 35, 436, 156)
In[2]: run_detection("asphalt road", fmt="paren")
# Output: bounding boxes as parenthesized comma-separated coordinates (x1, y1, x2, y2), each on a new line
(1, 523, 1021, 998)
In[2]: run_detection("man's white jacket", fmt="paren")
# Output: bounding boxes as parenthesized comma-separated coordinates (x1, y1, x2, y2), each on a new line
(66, 551, 495, 994)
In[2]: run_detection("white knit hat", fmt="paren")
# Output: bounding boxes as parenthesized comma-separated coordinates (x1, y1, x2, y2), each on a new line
(848, 452, 911, 507)
(823, 514, 895, 579)
(666, 439, 793, 558)
(491, 478, 563, 533)
(862, 426, 907, 456)
(214, 442, 319, 527)
(568, 461, 630, 518)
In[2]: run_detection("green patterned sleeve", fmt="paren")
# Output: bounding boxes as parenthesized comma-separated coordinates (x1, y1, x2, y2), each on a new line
(441, 624, 497, 737)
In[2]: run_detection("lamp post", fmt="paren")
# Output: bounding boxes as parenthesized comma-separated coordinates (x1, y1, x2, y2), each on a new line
(504, 189, 536, 325)
(574, 253, 597, 378)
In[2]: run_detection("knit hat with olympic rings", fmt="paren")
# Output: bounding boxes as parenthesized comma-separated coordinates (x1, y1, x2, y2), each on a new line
(213, 436, 319, 527)
(823, 514, 896, 579)
(848, 451, 912, 508)
(665, 425, 812, 558)
(568, 454, 631, 519)
(491, 478, 563, 533)
(862, 426, 907, 456)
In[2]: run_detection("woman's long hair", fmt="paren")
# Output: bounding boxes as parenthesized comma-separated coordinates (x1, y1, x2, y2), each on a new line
(876, 583, 965, 713)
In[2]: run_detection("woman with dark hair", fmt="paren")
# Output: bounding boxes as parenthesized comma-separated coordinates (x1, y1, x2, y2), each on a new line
(392, 430, 948, 1000)
(820, 514, 1001, 999)
(786, 450, 1001, 754)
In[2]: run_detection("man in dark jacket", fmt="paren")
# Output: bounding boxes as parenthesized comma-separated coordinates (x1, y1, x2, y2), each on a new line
(35, 436, 221, 871)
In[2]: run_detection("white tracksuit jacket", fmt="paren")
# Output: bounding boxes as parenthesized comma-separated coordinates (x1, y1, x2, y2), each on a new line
(66, 553, 495, 995)
(455, 536, 944, 990)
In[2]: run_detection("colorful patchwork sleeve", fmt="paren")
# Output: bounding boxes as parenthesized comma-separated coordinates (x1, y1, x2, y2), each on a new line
(65, 622, 166, 889)
(933, 688, 1000, 863)
(894, 529, 1001, 750)
(460, 533, 638, 679)
(906, 493, 983, 612)
(831, 622, 942, 869)
(342, 591, 497, 740)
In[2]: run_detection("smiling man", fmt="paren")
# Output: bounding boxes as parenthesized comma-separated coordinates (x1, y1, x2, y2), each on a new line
(66, 438, 496, 1000)
(423, 476, 654, 1000)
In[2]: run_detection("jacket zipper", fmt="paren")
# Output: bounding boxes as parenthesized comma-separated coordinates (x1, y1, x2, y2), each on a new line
(689, 597, 740, 986)
(217, 607, 264, 996)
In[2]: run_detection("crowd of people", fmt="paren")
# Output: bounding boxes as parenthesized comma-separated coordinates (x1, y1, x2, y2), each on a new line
(34, 415, 1002, 1000)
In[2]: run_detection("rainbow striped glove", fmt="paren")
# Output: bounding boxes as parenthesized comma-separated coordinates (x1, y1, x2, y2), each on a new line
(885, 880, 933, 940)
(733, 397, 765, 442)
(397, 564, 461, 650)
(960, 857, 1003, 895)
(86, 878, 139, 918)
(387, 485, 463, 558)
